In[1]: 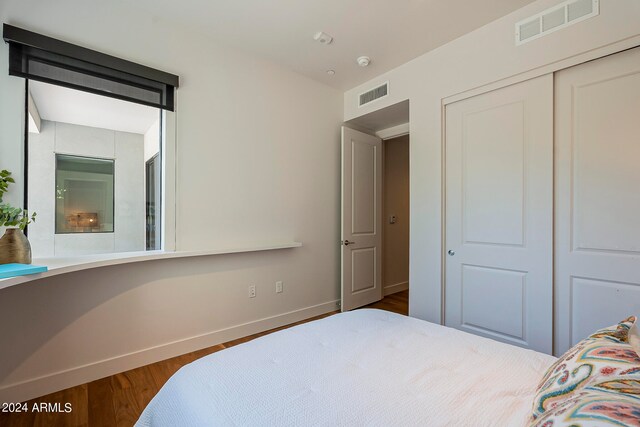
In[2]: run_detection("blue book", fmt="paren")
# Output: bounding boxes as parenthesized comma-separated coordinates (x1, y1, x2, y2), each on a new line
(0, 263, 48, 279)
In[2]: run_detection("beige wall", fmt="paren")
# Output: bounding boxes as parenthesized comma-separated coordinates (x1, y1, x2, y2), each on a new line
(383, 135, 409, 294)
(344, 0, 640, 324)
(0, 0, 342, 401)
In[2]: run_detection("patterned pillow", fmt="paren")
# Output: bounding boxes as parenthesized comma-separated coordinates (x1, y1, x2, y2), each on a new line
(589, 316, 636, 344)
(630, 321, 640, 358)
(531, 390, 640, 427)
(530, 316, 640, 426)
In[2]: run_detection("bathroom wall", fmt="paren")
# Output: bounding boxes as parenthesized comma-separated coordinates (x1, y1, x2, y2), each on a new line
(28, 120, 145, 257)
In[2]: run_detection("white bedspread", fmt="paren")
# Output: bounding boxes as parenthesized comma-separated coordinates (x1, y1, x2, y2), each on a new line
(136, 309, 555, 427)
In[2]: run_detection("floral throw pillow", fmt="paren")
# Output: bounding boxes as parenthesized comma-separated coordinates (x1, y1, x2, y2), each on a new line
(589, 316, 637, 344)
(530, 316, 640, 426)
(531, 391, 640, 427)
(630, 321, 640, 359)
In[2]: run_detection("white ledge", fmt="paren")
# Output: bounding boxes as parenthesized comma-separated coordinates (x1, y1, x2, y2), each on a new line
(0, 242, 302, 291)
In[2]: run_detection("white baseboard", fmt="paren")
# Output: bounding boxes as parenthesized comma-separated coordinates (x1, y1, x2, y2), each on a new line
(383, 281, 409, 296)
(0, 299, 339, 403)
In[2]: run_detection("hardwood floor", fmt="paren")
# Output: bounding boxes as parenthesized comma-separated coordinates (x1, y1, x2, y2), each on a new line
(364, 289, 408, 315)
(0, 290, 408, 427)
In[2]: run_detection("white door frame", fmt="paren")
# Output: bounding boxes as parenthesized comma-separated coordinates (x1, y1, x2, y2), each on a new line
(376, 123, 409, 140)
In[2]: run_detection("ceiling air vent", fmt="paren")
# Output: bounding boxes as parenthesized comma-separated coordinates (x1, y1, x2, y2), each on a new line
(516, 0, 599, 45)
(359, 82, 389, 107)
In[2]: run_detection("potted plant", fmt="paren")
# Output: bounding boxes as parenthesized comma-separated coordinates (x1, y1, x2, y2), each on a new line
(0, 170, 37, 264)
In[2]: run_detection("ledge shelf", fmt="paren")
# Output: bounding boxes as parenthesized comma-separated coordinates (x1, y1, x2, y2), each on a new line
(0, 242, 302, 291)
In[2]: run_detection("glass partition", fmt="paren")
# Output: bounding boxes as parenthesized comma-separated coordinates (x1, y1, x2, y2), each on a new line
(55, 154, 115, 234)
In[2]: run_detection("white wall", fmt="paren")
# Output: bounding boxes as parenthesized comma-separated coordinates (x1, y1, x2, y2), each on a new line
(344, 0, 640, 323)
(28, 120, 145, 257)
(0, 0, 342, 401)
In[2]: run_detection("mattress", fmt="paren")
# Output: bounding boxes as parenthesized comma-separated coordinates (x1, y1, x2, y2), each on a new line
(136, 309, 556, 427)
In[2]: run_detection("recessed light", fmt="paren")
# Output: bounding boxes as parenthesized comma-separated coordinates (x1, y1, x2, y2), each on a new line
(327, 70, 336, 76)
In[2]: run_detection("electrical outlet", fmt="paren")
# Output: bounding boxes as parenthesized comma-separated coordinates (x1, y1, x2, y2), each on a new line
(275, 281, 283, 293)
(248, 285, 256, 298)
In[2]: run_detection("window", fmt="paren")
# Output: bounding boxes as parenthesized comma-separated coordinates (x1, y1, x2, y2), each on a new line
(4, 23, 178, 257)
(55, 155, 115, 234)
(26, 81, 163, 256)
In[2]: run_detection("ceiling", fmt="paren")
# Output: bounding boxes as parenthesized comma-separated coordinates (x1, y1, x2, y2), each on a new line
(124, 0, 537, 90)
(29, 81, 160, 134)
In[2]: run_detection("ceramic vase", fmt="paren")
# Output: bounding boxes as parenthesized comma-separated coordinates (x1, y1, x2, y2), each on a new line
(0, 228, 32, 265)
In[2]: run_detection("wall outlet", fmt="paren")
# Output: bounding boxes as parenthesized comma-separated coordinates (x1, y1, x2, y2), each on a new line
(275, 281, 283, 293)
(248, 285, 256, 298)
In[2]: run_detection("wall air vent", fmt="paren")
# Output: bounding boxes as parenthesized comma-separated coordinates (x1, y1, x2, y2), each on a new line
(359, 82, 389, 107)
(515, 0, 598, 46)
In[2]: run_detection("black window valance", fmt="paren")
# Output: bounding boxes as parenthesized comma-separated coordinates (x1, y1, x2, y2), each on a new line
(3, 24, 179, 111)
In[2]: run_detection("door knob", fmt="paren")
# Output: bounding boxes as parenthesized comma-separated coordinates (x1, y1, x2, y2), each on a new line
(447, 250, 455, 256)
(342, 240, 356, 246)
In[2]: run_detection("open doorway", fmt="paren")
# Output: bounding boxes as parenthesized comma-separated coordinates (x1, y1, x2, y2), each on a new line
(382, 134, 409, 298)
(340, 100, 410, 314)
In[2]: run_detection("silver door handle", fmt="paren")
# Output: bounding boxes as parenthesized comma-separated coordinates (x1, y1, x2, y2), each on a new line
(447, 250, 455, 256)
(342, 240, 356, 246)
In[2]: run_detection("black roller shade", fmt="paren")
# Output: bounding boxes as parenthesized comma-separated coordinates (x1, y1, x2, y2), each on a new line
(3, 24, 179, 111)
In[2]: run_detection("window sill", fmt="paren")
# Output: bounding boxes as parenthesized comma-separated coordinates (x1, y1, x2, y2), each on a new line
(0, 242, 302, 291)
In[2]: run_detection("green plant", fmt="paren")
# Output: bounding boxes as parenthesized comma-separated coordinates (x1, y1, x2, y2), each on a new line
(0, 170, 36, 231)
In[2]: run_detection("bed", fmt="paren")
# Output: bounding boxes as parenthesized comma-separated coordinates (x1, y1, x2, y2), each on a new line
(136, 309, 555, 426)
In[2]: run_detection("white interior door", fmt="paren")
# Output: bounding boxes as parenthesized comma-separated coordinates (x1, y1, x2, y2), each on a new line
(341, 126, 382, 311)
(555, 47, 640, 355)
(444, 75, 553, 353)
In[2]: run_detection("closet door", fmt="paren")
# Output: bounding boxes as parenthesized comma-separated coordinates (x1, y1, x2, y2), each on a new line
(445, 74, 553, 354)
(555, 47, 640, 355)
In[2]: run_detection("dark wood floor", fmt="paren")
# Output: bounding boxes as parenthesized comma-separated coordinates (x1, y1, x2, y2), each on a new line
(0, 290, 408, 427)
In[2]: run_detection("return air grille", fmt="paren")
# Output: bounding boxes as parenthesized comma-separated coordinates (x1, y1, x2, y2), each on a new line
(516, 0, 599, 45)
(359, 82, 389, 107)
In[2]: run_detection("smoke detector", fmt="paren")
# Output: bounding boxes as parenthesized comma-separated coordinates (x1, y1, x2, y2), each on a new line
(357, 56, 371, 67)
(313, 31, 333, 45)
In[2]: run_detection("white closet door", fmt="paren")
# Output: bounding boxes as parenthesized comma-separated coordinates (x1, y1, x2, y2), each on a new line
(555, 47, 640, 355)
(445, 74, 553, 354)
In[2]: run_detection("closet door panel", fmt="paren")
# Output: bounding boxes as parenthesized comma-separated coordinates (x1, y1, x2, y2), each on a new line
(555, 47, 640, 355)
(445, 74, 553, 354)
